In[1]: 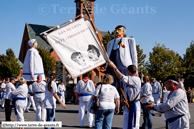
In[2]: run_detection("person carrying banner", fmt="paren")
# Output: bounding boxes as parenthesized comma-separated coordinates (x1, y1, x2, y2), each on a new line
(58, 81, 66, 104)
(32, 75, 46, 121)
(75, 72, 95, 128)
(22, 39, 45, 81)
(108, 60, 141, 129)
(106, 25, 138, 89)
(4, 77, 16, 121)
(146, 75, 190, 129)
(1, 79, 8, 109)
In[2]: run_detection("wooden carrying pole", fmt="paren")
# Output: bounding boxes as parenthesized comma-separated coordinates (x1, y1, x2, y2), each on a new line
(83, 4, 130, 109)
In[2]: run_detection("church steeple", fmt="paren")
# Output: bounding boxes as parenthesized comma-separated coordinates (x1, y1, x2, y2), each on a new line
(74, 0, 95, 22)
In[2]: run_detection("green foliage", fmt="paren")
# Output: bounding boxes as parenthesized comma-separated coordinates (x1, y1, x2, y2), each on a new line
(136, 45, 147, 75)
(183, 40, 194, 88)
(37, 47, 55, 77)
(0, 48, 20, 79)
(146, 43, 182, 82)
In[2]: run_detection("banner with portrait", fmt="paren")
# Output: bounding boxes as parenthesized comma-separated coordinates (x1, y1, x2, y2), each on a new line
(45, 18, 107, 79)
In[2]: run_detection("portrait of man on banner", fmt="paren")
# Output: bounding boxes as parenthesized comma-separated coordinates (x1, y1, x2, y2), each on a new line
(44, 18, 107, 79)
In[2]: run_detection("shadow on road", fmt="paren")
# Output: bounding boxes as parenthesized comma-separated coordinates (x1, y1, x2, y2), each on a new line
(55, 110, 78, 113)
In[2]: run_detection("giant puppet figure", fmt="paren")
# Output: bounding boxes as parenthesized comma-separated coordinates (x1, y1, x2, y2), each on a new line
(106, 25, 138, 88)
(22, 39, 45, 81)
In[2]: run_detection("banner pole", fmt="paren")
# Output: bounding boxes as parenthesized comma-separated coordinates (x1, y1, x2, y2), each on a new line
(83, 4, 130, 109)
(40, 15, 82, 35)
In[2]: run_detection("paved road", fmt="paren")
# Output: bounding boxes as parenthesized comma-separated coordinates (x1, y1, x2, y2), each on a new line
(0, 103, 194, 129)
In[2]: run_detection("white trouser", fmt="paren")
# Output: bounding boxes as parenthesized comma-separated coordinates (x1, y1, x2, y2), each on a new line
(16, 106, 25, 122)
(1, 92, 5, 107)
(26, 95, 36, 111)
(123, 101, 140, 129)
(79, 101, 93, 126)
(60, 92, 65, 104)
(151, 96, 160, 114)
(35, 101, 46, 121)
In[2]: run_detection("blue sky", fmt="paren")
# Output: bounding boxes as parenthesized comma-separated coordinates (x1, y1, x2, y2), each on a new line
(0, 0, 193, 61)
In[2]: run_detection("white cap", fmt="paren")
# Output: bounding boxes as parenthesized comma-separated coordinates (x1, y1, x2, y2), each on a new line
(28, 39, 37, 47)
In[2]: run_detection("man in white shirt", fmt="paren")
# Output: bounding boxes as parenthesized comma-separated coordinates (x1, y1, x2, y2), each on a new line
(178, 77, 184, 89)
(32, 75, 46, 121)
(25, 83, 36, 112)
(5, 77, 15, 121)
(146, 75, 190, 129)
(1, 79, 8, 109)
(75, 72, 95, 128)
(150, 77, 162, 116)
(58, 81, 66, 104)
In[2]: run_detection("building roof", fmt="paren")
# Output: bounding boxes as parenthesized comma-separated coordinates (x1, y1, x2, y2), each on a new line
(26, 23, 108, 52)
(17, 59, 23, 68)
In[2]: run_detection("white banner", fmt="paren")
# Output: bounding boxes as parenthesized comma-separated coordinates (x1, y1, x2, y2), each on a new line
(45, 18, 107, 78)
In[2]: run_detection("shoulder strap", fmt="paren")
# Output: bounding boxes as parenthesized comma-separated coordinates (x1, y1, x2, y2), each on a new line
(98, 83, 102, 96)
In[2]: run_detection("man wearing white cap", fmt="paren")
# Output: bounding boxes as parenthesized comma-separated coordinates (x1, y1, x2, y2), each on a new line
(146, 75, 190, 129)
(22, 39, 45, 81)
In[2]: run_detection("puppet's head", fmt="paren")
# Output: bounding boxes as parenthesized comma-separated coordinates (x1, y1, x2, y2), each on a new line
(115, 25, 126, 38)
(28, 39, 38, 48)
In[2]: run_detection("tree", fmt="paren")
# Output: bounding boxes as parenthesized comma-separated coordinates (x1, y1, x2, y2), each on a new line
(37, 47, 55, 77)
(146, 43, 182, 82)
(183, 40, 194, 88)
(102, 31, 146, 74)
(136, 45, 147, 75)
(0, 48, 20, 79)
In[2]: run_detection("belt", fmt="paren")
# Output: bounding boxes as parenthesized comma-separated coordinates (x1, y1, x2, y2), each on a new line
(79, 93, 92, 96)
(22, 73, 44, 75)
(35, 92, 44, 94)
(12, 97, 26, 115)
(166, 115, 184, 123)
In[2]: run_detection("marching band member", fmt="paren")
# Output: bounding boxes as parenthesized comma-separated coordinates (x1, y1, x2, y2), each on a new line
(4, 77, 15, 121)
(9, 77, 28, 129)
(1, 79, 8, 109)
(32, 75, 46, 121)
(75, 72, 95, 128)
(25, 83, 36, 112)
(108, 60, 141, 129)
(150, 77, 162, 116)
(146, 75, 190, 129)
(57, 81, 66, 104)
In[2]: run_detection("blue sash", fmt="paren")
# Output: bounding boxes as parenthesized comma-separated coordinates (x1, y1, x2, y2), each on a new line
(22, 73, 44, 75)
(12, 97, 26, 115)
(128, 100, 139, 129)
(79, 93, 92, 96)
(58, 92, 62, 98)
(35, 92, 44, 94)
(1, 92, 4, 99)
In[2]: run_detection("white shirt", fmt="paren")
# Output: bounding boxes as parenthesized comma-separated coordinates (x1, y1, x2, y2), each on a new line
(1, 82, 7, 92)
(106, 38, 138, 68)
(178, 81, 184, 89)
(93, 84, 120, 110)
(141, 82, 154, 103)
(154, 89, 190, 120)
(32, 81, 46, 102)
(5, 82, 16, 99)
(9, 84, 28, 108)
(121, 75, 141, 111)
(151, 80, 162, 98)
(75, 79, 95, 102)
(58, 84, 66, 93)
(22, 48, 45, 81)
(44, 81, 57, 109)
